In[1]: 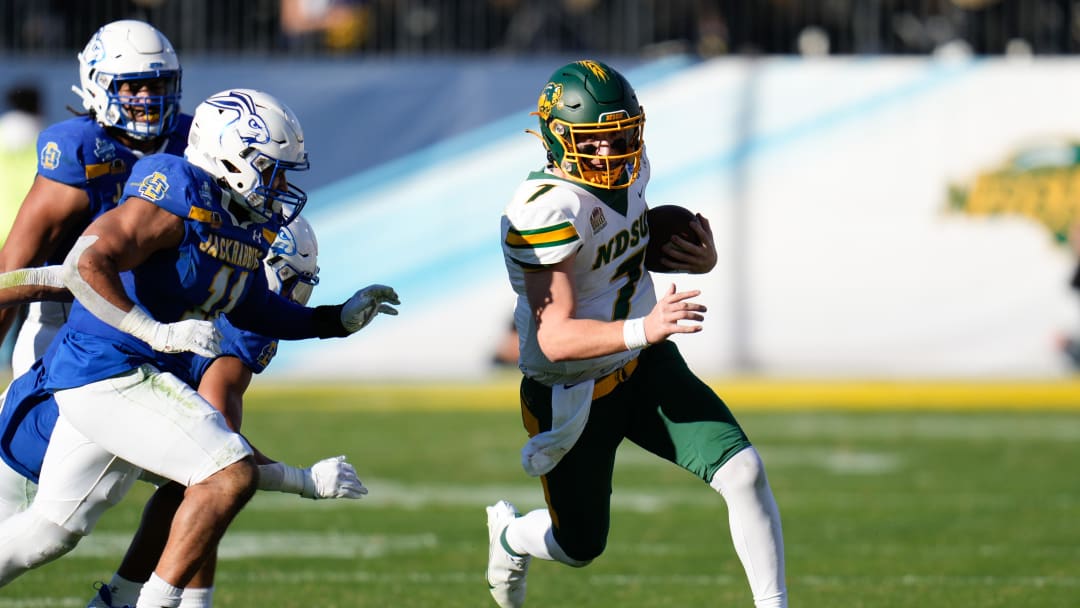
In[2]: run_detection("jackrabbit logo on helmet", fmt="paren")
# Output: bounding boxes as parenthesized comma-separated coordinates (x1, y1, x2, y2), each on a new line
(206, 91, 271, 146)
(85, 37, 106, 66)
(271, 228, 299, 257)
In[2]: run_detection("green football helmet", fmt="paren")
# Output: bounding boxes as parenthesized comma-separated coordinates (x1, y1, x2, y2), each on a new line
(531, 60, 645, 190)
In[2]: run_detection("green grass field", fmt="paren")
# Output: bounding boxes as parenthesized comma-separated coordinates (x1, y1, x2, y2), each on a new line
(2, 381, 1079, 607)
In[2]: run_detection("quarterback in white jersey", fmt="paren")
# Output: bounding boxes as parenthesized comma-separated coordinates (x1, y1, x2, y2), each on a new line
(502, 152, 652, 386)
(488, 60, 788, 608)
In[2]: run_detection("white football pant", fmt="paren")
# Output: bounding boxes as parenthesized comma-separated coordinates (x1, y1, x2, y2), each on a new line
(11, 301, 69, 377)
(50, 365, 252, 490)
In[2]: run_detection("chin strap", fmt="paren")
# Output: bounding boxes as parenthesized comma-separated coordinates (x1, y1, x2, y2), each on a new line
(70, 85, 91, 113)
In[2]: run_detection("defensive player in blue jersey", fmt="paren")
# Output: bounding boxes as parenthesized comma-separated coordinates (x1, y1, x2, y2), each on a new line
(89, 216, 374, 608)
(0, 88, 400, 608)
(0, 217, 355, 510)
(0, 20, 273, 607)
(0, 217, 367, 607)
(0, 19, 186, 515)
(0, 20, 189, 377)
(0, 21, 375, 608)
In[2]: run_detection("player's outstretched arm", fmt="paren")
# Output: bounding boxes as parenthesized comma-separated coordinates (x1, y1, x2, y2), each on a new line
(229, 283, 400, 341)
(258, 455, 369, 499)
(197, 355, 369, 500)
(340, 284, 401, 333)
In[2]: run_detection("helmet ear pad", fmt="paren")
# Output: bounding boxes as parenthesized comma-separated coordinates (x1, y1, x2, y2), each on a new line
(539, 119, 569, 172)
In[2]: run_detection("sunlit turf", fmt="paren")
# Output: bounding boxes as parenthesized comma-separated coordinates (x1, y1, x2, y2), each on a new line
(2, 383, 1079, 607)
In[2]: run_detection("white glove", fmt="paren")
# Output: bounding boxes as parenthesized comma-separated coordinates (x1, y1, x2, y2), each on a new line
(341, 284, 400, 333)
(118, 307, 223, 357)
(302, 455, 368, 500)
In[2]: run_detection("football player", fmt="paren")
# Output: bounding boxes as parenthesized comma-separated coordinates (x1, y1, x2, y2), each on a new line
(490, 60, 787, 608)
(0, 217, 366, 608)
(0, 20, 188, 377)
(0, 88, 399, 608)
(0, 21, 331, 607)
(91, 215, 369, 608)
(0, 20, 219, 606)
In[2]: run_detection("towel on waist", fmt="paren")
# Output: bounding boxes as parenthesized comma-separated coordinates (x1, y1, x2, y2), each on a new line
(520, 379, 594, 477)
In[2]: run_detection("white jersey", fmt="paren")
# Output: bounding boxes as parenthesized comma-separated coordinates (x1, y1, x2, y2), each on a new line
(501, 155, 655, 386)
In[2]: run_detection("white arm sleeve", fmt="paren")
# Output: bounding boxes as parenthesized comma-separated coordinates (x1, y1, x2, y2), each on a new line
(61, 235, 223, 357)
(61, 235, 132, 327)
(0, 265, 66, 289)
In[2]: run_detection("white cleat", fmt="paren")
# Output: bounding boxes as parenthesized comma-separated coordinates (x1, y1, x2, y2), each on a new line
(486, 500, 531, 608)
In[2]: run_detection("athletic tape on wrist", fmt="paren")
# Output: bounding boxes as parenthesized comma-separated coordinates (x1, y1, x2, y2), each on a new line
(622, 317, 649, 350)
(268, 462, 311, 496)
(257, 462, 286, 491)
(118, 306, 164, 346)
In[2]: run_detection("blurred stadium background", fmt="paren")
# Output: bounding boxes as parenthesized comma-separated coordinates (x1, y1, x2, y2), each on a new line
(6, 0, 1080, 56)
(4, 1, 1080, 391)
(2, 3, 1080, 608)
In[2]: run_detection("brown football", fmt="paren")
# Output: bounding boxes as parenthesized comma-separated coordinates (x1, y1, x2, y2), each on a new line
(644, 204, 699, 271)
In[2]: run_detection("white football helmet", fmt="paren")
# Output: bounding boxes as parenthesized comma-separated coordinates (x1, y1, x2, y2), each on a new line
(186, 88, 309, 224)
(72, 20, 182, 140)
(264, 215, 320, 305)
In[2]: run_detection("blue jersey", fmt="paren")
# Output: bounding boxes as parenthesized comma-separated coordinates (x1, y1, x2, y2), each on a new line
(35, 115, 192, 264)
(43, 150, 324, 390)
(177, 315, 278, 381)
(0, 360, 55, 484)
(2, 139, 317, 484)
(44, 153, 285, 390)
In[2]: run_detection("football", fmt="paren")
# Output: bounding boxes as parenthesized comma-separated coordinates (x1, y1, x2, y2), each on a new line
(644, 204, 699, 271)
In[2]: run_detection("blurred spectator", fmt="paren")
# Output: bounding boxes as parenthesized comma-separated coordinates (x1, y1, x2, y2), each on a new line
(280, 0, 369, 52)
(495, 0, 600, 53)
(4, 0, 1080, 57)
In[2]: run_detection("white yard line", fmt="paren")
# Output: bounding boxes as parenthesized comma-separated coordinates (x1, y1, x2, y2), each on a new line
(66, 531, 437, 560)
